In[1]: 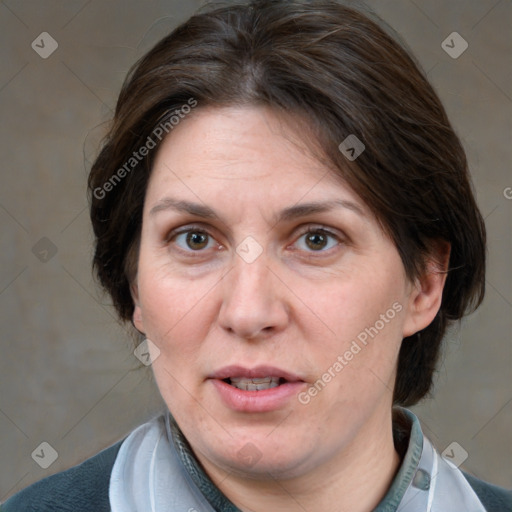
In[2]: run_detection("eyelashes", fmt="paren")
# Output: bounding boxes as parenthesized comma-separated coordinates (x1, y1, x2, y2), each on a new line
(173, 229, 217, 252)
(166, 224, 345, 258)
(292, 228, 340, 252)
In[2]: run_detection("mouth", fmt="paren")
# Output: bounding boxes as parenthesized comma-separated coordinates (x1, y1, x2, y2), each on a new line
(210, 365, 304, 386)
(208, 365, 306, 412)
(224, 376, 287, 391)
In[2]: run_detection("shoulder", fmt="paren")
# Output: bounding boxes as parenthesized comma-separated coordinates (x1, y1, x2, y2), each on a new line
(0, 439, 124, 512)
(462, 471, 512, 512)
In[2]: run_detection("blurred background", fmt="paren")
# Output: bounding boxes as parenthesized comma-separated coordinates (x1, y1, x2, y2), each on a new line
(0, 0, 511, 500)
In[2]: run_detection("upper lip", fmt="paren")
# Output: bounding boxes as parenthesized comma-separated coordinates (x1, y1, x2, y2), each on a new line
(208, 365, 305, 382)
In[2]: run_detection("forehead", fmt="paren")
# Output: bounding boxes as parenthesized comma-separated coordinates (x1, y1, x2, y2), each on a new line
(146, 105, 369, 217)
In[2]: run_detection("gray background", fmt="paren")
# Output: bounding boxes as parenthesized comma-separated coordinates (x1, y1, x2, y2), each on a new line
(0, 0, 511, 501)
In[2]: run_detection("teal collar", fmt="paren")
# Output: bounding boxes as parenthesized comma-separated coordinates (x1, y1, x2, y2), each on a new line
(374, 408, 424, 511)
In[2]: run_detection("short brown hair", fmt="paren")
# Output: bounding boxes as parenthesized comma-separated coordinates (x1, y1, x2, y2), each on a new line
(88, 0, 486, 406)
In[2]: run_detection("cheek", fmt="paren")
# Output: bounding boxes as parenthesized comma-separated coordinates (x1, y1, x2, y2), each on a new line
(300, 261, 405, 344)
(139, 273, 217, 415)
(136, 278, 216, 392)
(137, 248, 216, 338)
(299, 260, 407, 395)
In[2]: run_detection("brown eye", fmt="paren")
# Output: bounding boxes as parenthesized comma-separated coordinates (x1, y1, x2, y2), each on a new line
(305, 232, 328, 251)
(172, 229, 214, 252)
(293, 228, 340, 253)
(186, 231, 209, 250)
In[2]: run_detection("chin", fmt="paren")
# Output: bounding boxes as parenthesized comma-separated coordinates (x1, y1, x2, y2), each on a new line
(205, 430, 317, 480)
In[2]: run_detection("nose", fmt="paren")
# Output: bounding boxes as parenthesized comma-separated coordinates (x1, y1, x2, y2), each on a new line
(218, 252, 289, 340)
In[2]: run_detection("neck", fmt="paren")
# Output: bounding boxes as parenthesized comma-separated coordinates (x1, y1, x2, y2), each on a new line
(198, 407, 402, 512)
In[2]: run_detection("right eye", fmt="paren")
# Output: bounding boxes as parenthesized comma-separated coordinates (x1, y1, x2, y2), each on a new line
(171, 228, 217, 252)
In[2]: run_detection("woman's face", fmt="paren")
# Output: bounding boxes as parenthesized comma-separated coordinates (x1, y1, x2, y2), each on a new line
(133, 106, 425, 479)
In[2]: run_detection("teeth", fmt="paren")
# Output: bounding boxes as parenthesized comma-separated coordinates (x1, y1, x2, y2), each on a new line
(229, 377, 281, 391)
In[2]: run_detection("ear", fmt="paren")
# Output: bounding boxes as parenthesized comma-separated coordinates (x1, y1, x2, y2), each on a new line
(402, 240, 451, 338)
(130, 281, 145, 334)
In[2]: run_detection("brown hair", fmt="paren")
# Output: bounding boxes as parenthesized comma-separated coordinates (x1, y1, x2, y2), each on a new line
(88, 0, 486, 406)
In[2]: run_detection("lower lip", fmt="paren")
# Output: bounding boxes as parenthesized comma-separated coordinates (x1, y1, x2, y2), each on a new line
(210, 379, 306, 413)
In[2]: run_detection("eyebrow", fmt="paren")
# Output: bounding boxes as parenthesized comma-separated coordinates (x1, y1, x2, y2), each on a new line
(149, 197, 367, 223)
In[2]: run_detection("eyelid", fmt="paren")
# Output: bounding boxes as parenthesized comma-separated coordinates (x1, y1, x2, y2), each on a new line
(165, 223, 217, 242)
(296, 222, 340, 233)
(166, 223, 216, 242)
(164, 222, 347, 255)
(165, 224, 224, 257)
(293, 224, 346, 241)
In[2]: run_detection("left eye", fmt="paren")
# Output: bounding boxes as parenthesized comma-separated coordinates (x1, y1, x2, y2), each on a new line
(170, 227, 340, 254)
(294, 229, 339, 252)
(173, 230, 216, 251)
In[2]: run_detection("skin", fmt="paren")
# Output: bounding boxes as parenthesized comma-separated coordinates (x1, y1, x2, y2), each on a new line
(132, 106, 449, 512)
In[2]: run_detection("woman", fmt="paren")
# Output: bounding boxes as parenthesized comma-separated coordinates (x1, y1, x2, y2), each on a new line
(2, 0, 510, 511)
